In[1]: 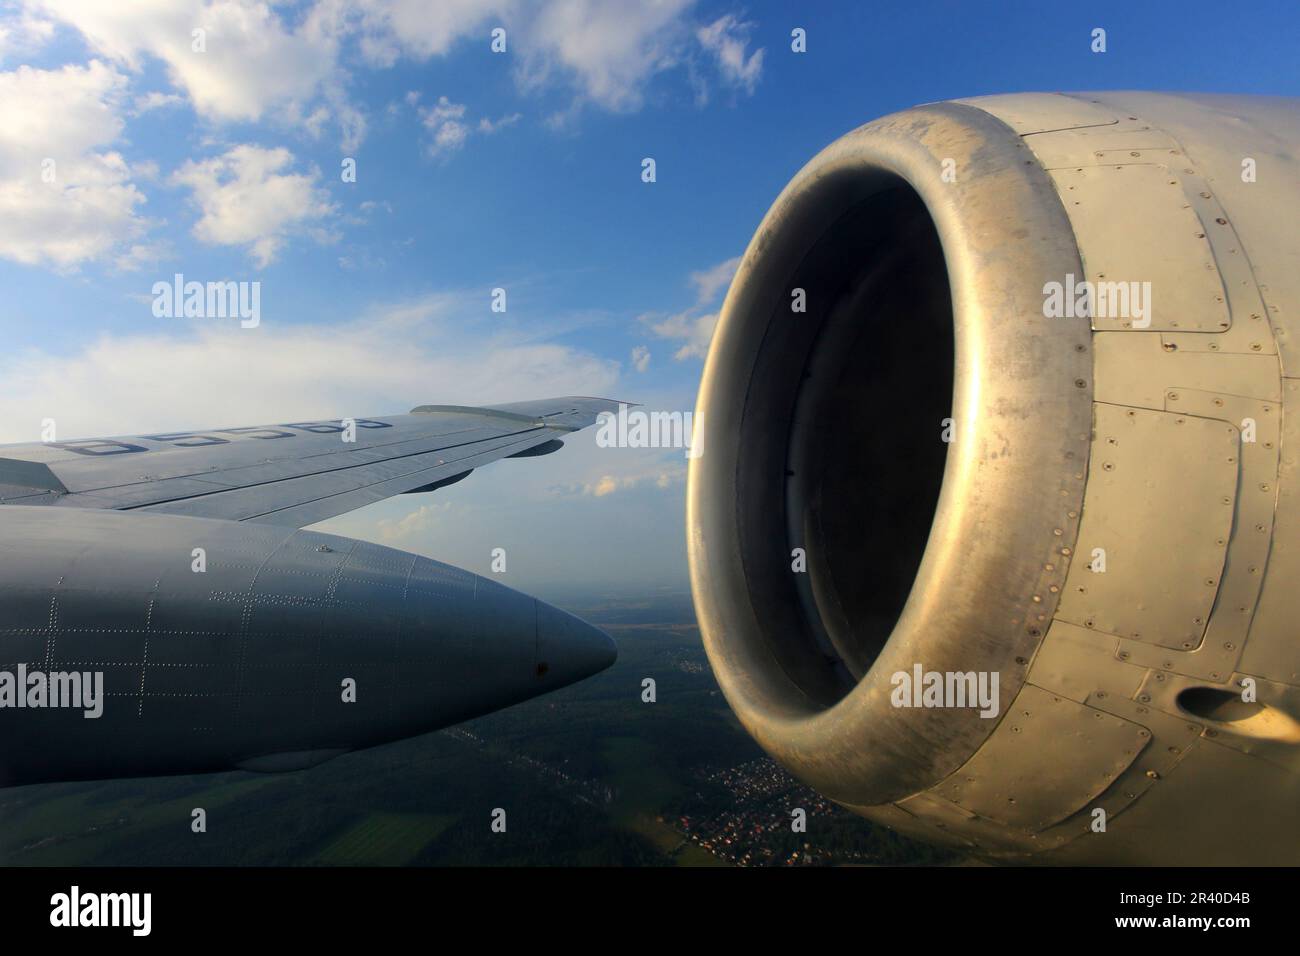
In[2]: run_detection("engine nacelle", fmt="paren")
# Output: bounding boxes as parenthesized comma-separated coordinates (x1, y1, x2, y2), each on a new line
(688, 92, 1300, 864)
(0, 507, 613, 785)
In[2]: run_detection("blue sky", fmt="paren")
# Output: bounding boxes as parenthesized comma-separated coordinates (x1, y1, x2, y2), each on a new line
(0, 0, 1296, 598)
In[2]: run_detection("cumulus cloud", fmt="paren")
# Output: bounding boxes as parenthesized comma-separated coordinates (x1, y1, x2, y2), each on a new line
(172, 144, 337, 266)
(376, 501, 451, 544)
(516, 0, 692, 112)
(328, 0, 755, 119)
(631, 344, 650, 373)
(325, 0, 694, 112)
(642, 255, 740, 360)
(0, 59, 151, 268)
(33, 0, 351, 136)
(20, 0, 765, 157)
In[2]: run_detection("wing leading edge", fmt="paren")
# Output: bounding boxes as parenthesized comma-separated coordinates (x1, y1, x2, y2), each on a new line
(0, 396, 621, 527)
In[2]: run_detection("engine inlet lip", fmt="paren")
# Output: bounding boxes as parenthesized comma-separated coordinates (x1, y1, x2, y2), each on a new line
(687, 100, 1093, 806)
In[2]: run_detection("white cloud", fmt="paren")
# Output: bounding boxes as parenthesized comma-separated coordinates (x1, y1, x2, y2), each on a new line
(695, 14, 763, 95)
(114, 239, 171, 272)
(416, 95, 521, 157)
(578, 466, 684, 497)
(631, 344, 650, 372)
(0, 289, 621, 444)
(478, 112, 521, 134)
(689, 255, 741, 302)
(172, 144, 337, 266)
(516, 0, 692, 112)
(376, 501, 451, 544)
(643, 255, 740, 360)
(132, 90, 184, 113)
(333, 0, 751, 117)
(339, 0, 511, 65)
(0, 8, 53, 63)
(33, 0, 356, 144)
(23, 0, 765, 156)
(0, 59, 150, 268)
(419, 95, 469, 155)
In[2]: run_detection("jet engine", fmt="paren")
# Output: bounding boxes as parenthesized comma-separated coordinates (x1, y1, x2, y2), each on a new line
(687, 92, 1300, 864)
(0, 507, 614, 786)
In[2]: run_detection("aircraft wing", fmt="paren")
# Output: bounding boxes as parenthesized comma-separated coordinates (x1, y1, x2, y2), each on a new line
(0, 397, 618, 527)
